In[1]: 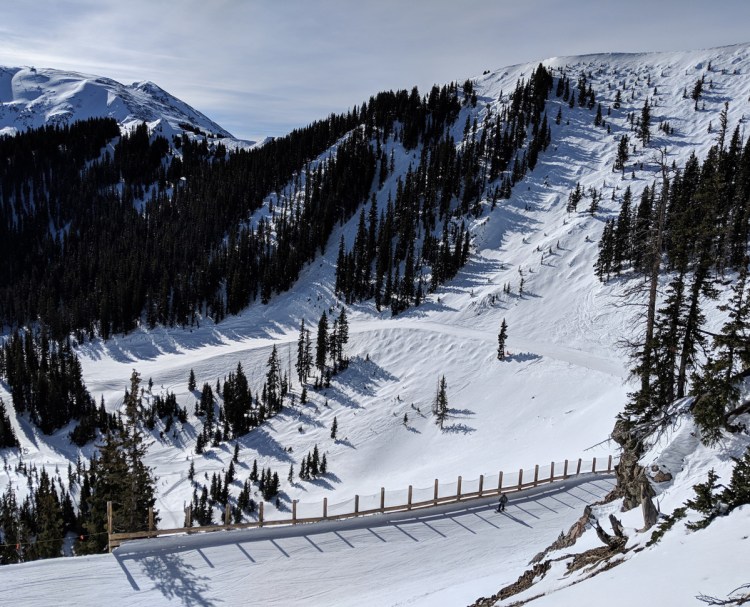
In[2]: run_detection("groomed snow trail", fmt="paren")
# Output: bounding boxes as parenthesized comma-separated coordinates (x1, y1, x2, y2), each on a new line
(0, 476, 614, 607)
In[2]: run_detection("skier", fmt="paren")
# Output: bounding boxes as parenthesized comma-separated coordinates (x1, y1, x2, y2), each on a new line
(496, 493, 508, 512)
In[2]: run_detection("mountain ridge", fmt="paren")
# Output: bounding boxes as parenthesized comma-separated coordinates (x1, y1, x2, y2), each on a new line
(0, 64, 246, 143)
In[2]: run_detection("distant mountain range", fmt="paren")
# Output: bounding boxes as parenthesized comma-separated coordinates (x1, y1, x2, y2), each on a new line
(0, 65, 241, 141)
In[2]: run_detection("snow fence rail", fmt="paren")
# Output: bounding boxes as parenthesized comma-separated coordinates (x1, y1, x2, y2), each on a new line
(108, 454, 619, 551)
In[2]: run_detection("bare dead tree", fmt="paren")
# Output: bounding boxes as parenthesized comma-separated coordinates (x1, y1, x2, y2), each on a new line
(696, 583, 750, 605)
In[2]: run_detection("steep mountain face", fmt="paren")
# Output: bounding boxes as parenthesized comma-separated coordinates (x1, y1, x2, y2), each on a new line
(0, 65, 238, 140)
(0, 43, 749, 605)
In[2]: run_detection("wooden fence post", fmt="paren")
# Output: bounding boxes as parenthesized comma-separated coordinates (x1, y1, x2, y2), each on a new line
(550, 461, 555, 483)
(185, 504, 192, 529)
(225, 504, 231, 526)
(408, 485, 413, 510)
(434, 479, 439, 506)
(292, 500, 297, 524)
(592, 457, 597, 473)
(518, 468, 523, 490)
(148, 506, 154, 538)
(478, 474, 484, 497)
(380, 487, 385, 512)
(323, 497, 328, 519)
(607, 455, 613, 472)
(107, 501, 113, 552)
(498, 471, 503, 491)
(533, 464, 539, 486)
(576, 458, 582, 475)
(259, 502, 264, 527)
(457, 476, 463, 501)
(563, 459, 569, 479)
(354, 495, 359, 515)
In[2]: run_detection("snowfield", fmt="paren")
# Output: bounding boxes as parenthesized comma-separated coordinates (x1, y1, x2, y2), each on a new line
(2, 42, 750, 605)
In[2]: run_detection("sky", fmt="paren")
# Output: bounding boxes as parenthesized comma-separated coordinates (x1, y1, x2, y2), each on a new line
(1, 0, 749, 142)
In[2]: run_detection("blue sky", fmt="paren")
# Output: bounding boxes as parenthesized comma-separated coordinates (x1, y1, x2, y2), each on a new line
(1, 0, 748, 141)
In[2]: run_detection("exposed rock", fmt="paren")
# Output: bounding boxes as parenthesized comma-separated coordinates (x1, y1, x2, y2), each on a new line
(609, 514, 626, 539)
(567, 544, 626, 574)
(652, 470, 673, 483)
(610, 418, 656, 513)
(529, 506, 593, 564)
(469, 561, 552, 607)
(640, 485, 659, 530)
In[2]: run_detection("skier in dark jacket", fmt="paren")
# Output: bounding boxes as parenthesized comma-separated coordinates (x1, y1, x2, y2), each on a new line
(497, 493, 508, 512)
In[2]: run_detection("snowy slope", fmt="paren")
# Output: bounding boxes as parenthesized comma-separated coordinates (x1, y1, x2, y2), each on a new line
(0, 65, 246, 143)
(1, 42, 750, 605)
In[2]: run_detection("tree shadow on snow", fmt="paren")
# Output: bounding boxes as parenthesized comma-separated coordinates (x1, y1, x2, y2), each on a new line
(505, 351, 542, 363)
(237, 427, 294, 464)
(441, 422, 476, 434)
(116, 551, 216, 607)
(447, 408, 475, 416)
(312, 356, 399, 410)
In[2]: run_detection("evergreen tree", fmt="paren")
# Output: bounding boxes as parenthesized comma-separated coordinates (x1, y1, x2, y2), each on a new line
(296, 319, 310, 384)
(265, 346, 282, 413)
(0, 486, 22, 564)
(685, 469, 722, 530)
(613, 89, 622, 109)
(316, 312, 329, 373)
(0, 398, 18, 448)
(330, 416, 338, 440)
(497, 319, 508, 360)
(691, 78, 703, 102)
(594, 219, 615, 281)
(614, 135, 630, 172)
(120, 370, 159, 534)
(723, 447, 750, 510)
(567, 182, 583, 213)
(638, 98, 651, 146)
(188, 369, 196, 392)
(337, 308, 350, 366)
(433, 376, 449, 429)
(692, 259, 749, 444)
(32, 469, 64, 559)
(612, 186, 633, 273)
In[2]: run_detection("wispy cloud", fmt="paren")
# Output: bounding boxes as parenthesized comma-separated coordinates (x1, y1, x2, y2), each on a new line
(2, 0, 749, 140)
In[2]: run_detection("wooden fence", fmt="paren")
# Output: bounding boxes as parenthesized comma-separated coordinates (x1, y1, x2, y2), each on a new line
(108, 455, 618, 551)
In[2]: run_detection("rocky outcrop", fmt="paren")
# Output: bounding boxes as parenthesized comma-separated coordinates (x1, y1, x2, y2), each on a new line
(529, 506, 593, 564)
(610, 418, 658, 528)
(651, 467, 673, 483)
(469, 561, 551, 607)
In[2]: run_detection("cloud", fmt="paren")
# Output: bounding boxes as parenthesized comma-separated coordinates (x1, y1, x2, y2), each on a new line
(2, 0, 749, 140)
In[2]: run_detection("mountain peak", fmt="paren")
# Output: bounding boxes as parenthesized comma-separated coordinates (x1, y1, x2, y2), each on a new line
(0, 64, 239, 140)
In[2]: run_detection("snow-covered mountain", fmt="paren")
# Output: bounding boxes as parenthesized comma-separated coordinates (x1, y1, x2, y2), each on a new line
(1, 43, 750, 605)
(0, 65, 242, 141)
